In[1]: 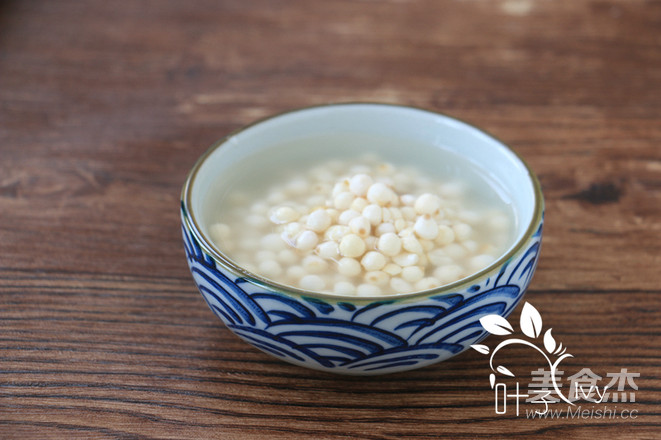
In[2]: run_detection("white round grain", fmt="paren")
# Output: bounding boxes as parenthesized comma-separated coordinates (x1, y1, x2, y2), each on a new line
(401, 194, 416, 206)
(356, 283, 382, 296)
(393, 253, 419, 267)
(338, 209, 360, 225)
(402, 236, 423, 254)
(333, 191, 355, 210)
(302, 255, 329, 273)
(390, 277, 413, 293)
(381, 207, 392, 222)
(270, 206, 299, 224)
(299, 274, 326, 291)
(332, 180, 350, 197)
(316, 241, 339, 259)
(296, 230, 319, 251)
(334, 281, 356, 295)
(325, 209, 339, 223)
(339, 234, 366, 258)
(261, 233, 286, 252)
(246, 214, 268, 229)
(382, 263, 402, 276)
(401, 266, 424, 283)
(463, 240, 479, 253)
(414, 214, 439, 240)
(337, 257, 362, 277)
(362, 204, 383, 226)
(306, 209, 331, 232)
(286, 265, 306, 282)
(258, 260, 282, 278)
(349, 216, 371, 238)
(415, 193, 442, 215)
(435, 225, 455, 246)
(350, 197, 369, 212)
(349, 174, 373, 197)
(277, 249, 299, 265)
(401, 206, 416, 221)
(361, 251, 387, 271)
(419, 239, 434, 252)
(375, 222, 396, 236)
(415, 277, 441, 291)
(433, 264, 464, 284)
(394, 219, 408, 233)
(453, 223, 472, 241)
(427, 249, 453, 266)
(443, 243, 467, 259)
(325, 225, 350, 241)
(364, 235, 377, 250)
(469, 254, 495, 272)
(364, 270, 389, 286)
(366, 183, 395, 206)
(377, 232, 402, 257)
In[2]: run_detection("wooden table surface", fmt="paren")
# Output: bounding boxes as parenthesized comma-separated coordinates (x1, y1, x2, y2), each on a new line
(1, 0, 660, 438)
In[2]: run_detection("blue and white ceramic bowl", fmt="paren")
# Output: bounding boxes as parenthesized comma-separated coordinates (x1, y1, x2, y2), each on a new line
(181, 103, 544, 375)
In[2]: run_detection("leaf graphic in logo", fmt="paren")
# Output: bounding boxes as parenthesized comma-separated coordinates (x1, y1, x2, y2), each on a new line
(496, 365, 515, 377)
(489, 373, 496, 389)
(479, 315, 513, 335)
(543, 328, 556, 353)
(470, 344, 490, 355)
(520, 302, 542, 338)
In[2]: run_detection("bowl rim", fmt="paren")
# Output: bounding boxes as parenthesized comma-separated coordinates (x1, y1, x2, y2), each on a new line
(181, 102, 544, 302)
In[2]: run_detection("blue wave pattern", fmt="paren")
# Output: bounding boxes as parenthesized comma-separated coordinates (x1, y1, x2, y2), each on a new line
(182, 207, 543, 374)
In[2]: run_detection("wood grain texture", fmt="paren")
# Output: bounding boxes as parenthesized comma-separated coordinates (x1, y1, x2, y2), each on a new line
(1, 0, 659, 438)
